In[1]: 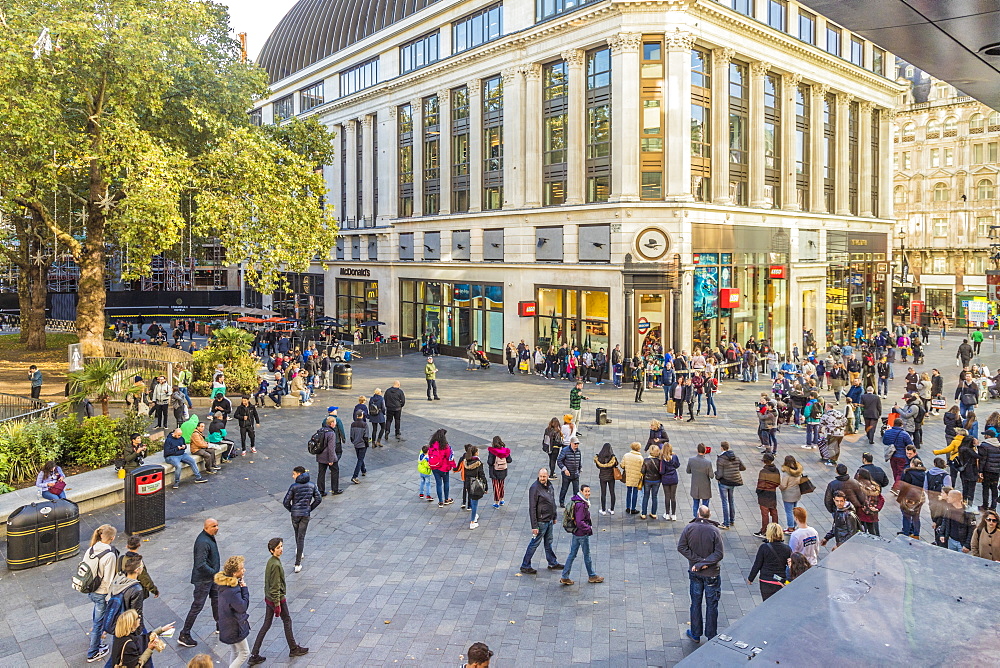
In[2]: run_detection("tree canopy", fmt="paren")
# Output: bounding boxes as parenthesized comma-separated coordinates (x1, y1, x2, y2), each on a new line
(0, 0, 337, 354)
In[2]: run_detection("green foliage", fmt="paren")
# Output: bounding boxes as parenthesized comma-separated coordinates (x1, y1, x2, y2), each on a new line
(192, 332, 261, 395)
(114, 411, 162, 456)
(189, 380, 212, 398)
(0, 420, 64, 485)
(70, 416, 121, 469)
(67, 358, 131, 415)
(209, 327, 255, 355)
(0, 482, 14, 495)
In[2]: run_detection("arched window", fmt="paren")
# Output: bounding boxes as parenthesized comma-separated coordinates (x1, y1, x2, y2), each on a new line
(970, 113, 985, 130)
(944, 116, 958, 133)
(979, 179, 995, 200)
(902, 122, 916, 136)
(990, 111, 1000, 128)
(927, 118, 941, 133)
(894, 186, 907, 204)
(933, 182, 950, 201)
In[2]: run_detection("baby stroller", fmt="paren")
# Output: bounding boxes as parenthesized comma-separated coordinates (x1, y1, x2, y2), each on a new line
(474, 349, 491, 369)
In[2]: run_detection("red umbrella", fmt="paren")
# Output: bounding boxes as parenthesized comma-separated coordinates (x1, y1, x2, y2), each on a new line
(236, 316, 265, 323)
(263, 317, 287, 323)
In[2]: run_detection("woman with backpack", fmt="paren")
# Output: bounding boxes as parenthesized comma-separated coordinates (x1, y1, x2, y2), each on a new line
(543, 418, 564, 476)
(593, 442, 618, 516)
(465, 446, 487, 530)
(487, 437, 512, 508)
(639, 445, 663, 520)
(854, 468, 884, 535)
(368, 389, 388, 447)
(427, 429, 455, 507)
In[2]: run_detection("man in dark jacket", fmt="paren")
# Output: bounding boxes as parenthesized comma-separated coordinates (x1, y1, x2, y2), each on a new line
(560, 485, 603, 586)
(178, 518, 221, 648)
(383, 380, 406, 441)
(282, 466, 322, 573)
(232, 396, 260, 454)
(856, 452, 890, 490)
(315, 415, 345, 496)
(556, 437, 583, 506)
(821, 491, 861, 549)
(860, 387, 882, 444)
(823, 464, 867, 514)
(715, 442, 746, 530)
(957, 339, 974, 369)
(519, 468, 562, 574)
(677, 506, 724, 643)
(163, 427, 207, 489)
(941, 489, 975, 551)
(979, 428, 1000, 510)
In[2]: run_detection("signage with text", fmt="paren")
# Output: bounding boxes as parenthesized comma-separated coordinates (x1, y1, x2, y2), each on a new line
(340, 268, 371, 277)
(518, 301, 537, 317)
(768, 265, 786, 279)
(719, 287, 741, 309)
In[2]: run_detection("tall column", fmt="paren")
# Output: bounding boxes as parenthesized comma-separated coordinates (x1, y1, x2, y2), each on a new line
(781, 73, 801, 211)
(438, 89, 453, 216)
(524, 64, 543, 208)
(361, 116, 374, 224)
(749, 61, 771, 208)
(380, 108, 398, 222)
(810, 83, 829, 213)
(835, 92, 853, 216)
(858, 100, 873, 217)
(879, 109, 894, 219)
(411, 98, 424, 217)
(711, 47, 734, 205)
(665, 30, 695, 202)
(344, 121, 357, 223)
(468, 79, 483, 213)
(330, 123, 344, 223)
(608, 32, 641, 203)
(563, 49, 586, 205)
(502, 66, 526, 209)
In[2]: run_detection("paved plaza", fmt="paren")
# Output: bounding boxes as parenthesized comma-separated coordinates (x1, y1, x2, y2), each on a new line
(0, 333, 996, 667)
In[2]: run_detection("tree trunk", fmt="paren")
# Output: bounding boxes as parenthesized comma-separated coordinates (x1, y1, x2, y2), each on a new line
(16, 265, 31, 345)
(76, 223, 107, 357)
(23, 261, 49, 351)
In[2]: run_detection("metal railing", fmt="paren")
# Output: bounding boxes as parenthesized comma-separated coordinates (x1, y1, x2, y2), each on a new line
(0, 315, 77, 333)
(102, 341, 193, 363)
(0, 392, 57, 425)
(82, 358, 175, 394)
(315, 340, 410, 360)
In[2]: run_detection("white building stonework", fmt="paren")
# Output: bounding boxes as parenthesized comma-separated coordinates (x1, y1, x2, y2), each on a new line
(256, 0, 901, 356)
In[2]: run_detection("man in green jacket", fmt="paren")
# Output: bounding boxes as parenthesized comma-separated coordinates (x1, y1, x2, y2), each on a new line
(569, 381, 589, 425)
(248, 538, 308, 665)
(425, 356, 440, 401)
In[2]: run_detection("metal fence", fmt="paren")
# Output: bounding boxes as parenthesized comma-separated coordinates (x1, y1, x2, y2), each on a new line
(0, 315, 77, 333)
(81, 358, 175, 395)
(102, 341, 193, 363)
(315, 340, 412, 360)
(0, 392, 57, 425)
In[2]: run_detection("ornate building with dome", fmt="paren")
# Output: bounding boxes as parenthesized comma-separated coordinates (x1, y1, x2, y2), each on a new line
(253, 0, 900, 356)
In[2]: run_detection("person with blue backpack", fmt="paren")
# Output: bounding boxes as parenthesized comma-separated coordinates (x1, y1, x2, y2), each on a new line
(101, 554, 148, 667)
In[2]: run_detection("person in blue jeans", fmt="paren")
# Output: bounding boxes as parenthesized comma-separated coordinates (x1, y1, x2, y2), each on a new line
(715, 441, 745, 529)
(520, 468, 563, 573)
(560, 486, 604, 585)
(36, 461, 67, 501)
(677, 506, 724, 643)
(85, 524, 119, 663)
(162, 428, 207, 489)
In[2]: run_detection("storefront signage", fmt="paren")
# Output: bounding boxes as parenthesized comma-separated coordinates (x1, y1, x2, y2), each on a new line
(340, 268, 371, 277)
(518, 301, 537, 317)
(637, 317, 651, 334)
(966, 300, 989, 323)
(768, 265, 786, 279)
(987, 271, 1000, 302)
(719, 288, 740, 309)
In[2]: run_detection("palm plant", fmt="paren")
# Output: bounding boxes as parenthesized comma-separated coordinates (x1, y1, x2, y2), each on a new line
(67, 358, 131, 416)
(210, 327, 255, 355)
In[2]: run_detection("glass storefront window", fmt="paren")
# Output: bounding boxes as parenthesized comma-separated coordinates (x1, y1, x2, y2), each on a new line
(535, 286, 610, 351)
(336, 278, 378, 339)
(399, 279, 504, 354)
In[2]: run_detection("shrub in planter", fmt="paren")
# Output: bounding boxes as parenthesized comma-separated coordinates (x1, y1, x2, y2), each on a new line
(72, 416, 121, 469)
(189, 380, 212, 398)
(0, 420, 64, 485)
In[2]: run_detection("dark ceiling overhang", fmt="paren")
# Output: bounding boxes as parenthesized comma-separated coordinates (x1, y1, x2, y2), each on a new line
(800, 0, 1000, 111)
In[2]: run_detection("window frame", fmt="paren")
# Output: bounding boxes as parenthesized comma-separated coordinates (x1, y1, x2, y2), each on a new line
(400, 31, 440, 75)
(452, 3, 503, 55)
(299, 82, 324, 113)
(340, 57, 379, 97)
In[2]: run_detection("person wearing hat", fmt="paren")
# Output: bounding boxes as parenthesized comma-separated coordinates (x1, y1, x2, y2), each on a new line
(560, 414, 577, 445)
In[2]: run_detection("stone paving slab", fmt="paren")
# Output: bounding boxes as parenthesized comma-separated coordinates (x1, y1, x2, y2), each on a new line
(0, 333, 995, 667)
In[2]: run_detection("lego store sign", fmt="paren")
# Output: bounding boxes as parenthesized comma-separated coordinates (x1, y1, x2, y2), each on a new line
(768, 265, 786, 279)
(518, 301, 537, 317)
(719, 288, 740, 309)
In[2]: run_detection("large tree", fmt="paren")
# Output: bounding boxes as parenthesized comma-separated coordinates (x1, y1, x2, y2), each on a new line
(0, 0, 337, 355)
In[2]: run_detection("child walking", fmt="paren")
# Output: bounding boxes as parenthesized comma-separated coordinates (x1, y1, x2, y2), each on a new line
(418, 446, 434, 501)
(487, 436, 512, 509)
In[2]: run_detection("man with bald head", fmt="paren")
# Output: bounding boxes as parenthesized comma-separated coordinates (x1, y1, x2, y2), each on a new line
(519, 468, 563, 575)
(178, 518, 221, 648)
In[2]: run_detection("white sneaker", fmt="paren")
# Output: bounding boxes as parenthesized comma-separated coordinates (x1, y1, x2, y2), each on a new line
(469, 522, 479, 530)
(294, 565, 302, 573)
(599, 510, 607, 516)
(662, 514, 671, 520)
(671, 514, 677, 521)
(475, 514, 480, 522)
(609, 510, 615, 515)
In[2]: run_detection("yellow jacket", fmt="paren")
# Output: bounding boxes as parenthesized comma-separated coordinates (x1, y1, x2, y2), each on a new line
(622, 451, 644, 488)
(933, 431, 966, 461)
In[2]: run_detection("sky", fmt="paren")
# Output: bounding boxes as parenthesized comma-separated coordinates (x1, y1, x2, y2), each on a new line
(219, 0, 299, 60)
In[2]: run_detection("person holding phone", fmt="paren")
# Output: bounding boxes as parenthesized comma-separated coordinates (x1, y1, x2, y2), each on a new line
(36, 461, 67, 500)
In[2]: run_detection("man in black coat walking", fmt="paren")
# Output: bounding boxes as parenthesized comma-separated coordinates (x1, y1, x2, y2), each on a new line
(519, 468, 563, 574)
(282, 466, 321, 573)
(233, 395, 260, 454)
(316, 415, 345, 496)
(384, 380, 406, 441)
(178, 518, 221, 648)
(860, 386, 882, 444)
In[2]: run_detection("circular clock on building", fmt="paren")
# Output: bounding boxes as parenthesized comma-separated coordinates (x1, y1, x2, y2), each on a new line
(635, 227, 670, 261)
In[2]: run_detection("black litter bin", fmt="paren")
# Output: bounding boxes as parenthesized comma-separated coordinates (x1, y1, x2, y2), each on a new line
(333, 363, 353, 390)
(596, 407, 609, 425)
(6, 498, 80, 571)
(125, 464, 166, 536)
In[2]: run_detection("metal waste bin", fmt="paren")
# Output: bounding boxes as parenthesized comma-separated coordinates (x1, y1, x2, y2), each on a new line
(333, 364, 353, 390)
(125, 464, 166, 536)
(596, 407, 609, 425)
(6, 499, 80, 571)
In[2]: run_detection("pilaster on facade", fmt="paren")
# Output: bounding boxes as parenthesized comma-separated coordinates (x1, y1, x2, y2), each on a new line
(858, 100, 874, 217)
(781, 73, 802, 211)
(329, 123, 344, 223)
(502, 67, 526, 210)
(468, 80, 484, 213)
(360, 115, 374, 223)
(879, 107, 893, 219)
(748, 61, 772, 208)
(835, 92, 854, 216)
(810, 83, 830, 213)
(666, 30, 696, 202)
(711, 47, 735, 205)
(411, 99, 424, 218)
(524, 64, 543, 208)
(608, 32, 641, 203)
(470, 227, 483, 262)
(438, 89, 453, 216)
(344, 121, 358, 223)
(563, 50, 586, 206)
(563, 223, 579, 264)
(381, 108, 398, 222)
